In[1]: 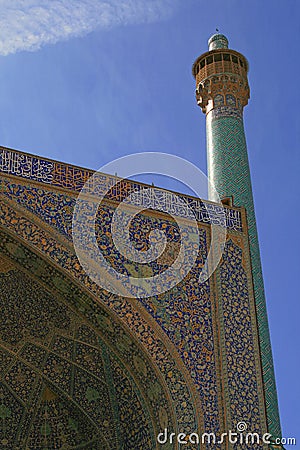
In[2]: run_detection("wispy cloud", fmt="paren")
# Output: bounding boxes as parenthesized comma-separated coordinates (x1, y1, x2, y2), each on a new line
(0, 0, 178, 55)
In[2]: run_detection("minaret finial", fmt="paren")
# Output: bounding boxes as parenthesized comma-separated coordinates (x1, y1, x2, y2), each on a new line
(208, 32, 229, 50)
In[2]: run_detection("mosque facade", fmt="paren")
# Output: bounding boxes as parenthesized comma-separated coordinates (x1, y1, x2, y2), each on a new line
(0, 34, 282, 449)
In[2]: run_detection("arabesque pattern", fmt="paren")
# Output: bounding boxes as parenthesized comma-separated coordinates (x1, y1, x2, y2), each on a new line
(0, 158, 268, 448)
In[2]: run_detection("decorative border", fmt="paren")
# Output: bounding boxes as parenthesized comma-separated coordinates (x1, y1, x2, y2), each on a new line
(0, 146, 242, 231)
(208, 106, 243, 121)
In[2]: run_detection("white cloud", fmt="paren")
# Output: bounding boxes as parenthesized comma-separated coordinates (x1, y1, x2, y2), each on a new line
(0, 0, 178, 55)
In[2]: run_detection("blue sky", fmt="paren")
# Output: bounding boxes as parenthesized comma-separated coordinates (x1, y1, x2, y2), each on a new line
(0, 0, 299, 442)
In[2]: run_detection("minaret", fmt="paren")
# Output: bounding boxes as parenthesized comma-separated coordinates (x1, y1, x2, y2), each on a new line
(193, 33, 282, 442)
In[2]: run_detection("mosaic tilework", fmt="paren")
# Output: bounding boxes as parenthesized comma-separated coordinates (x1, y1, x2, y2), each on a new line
(210, 106, 242, 120)
(0, 147, 242, 231)
(0, 142, 276, 448)
(0, 178, 271, 449)
(0, 194, 201, 421)
(0, 259, 160, 449)
(0, 195, 214, 441)
(0, 205, 201, 449)
(218, 239, 266, 449)
(206, 108, 281, 440)
(96, 204, 221, 434)
(0, 178, 242, 239)
(0, 148, 53, 183)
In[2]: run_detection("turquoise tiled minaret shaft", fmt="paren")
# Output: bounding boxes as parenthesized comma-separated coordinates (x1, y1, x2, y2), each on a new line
(193, 34, 282, 443)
